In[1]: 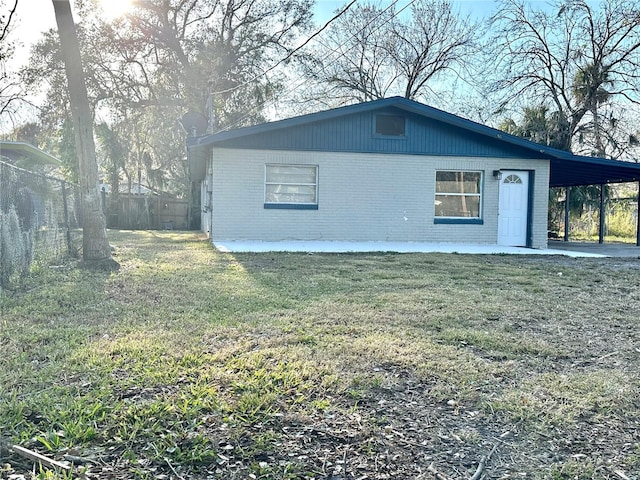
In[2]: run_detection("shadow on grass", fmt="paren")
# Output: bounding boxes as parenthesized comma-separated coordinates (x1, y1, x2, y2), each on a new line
(2, 231, 639, 479)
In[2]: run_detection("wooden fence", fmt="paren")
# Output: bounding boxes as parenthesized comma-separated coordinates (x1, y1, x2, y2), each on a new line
(103, 192, 190, 230)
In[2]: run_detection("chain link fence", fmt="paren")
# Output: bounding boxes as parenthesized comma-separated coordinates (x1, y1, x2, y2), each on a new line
(0, 160, 81, 290)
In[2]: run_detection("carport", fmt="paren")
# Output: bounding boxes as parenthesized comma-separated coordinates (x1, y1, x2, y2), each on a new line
(548, 152, 640, 246)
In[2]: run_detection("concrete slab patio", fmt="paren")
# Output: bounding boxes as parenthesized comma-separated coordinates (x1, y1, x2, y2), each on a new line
(548, 240, 640, 258)
(214, 241, 609, 257)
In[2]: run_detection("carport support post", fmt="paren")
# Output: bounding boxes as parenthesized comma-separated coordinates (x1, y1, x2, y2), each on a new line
(564, 187, 570, 242)
(599, 184, 606, 244)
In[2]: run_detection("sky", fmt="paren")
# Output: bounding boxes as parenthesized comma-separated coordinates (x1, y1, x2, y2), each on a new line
(9, 0, 502, 68)
(0, 0, 505, 133)
(10, 0, 56, 67)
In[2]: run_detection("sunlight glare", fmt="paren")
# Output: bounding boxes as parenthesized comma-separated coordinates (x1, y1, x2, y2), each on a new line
(99, 0, 132, 20)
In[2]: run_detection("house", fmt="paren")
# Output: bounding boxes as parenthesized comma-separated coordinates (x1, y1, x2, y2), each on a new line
(0, 141, 61, 171)
(1, 142, 64, 230)
(187, 97, 640, 250)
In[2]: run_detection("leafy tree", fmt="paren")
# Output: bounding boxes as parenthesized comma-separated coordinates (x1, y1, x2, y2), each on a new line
(4, 121, 39, 145)
(499, 105, 606, 234)
(23, 0, 313, 198)
(123, 0, 313, 123)
(95, 122, 125, 197)
(20, 27, 80, 180)
(499, 105, 569, 150)
(52, 0, 116, 266)
(487, 0, 640, 159)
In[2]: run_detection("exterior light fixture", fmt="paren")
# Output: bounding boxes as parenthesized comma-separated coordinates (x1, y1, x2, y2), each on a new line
(493, 170, 502, 180)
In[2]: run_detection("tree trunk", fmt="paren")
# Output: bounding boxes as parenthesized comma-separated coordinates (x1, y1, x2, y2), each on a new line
(52, 0, 117, 267)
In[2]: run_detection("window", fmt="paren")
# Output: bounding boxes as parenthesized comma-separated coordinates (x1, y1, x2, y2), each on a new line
(375, 114, 405, 136)
(435, 171, 482, 219)
(265, 164, 318, 209)
(503, 174, 522, 184)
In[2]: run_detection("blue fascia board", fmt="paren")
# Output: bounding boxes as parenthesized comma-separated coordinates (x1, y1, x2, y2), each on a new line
(186, 97, 640, 187)
(188, 97, 574, 161)
(200, 143, 541, 159)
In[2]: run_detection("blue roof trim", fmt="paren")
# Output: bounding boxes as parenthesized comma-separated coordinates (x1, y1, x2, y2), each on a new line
(188, 97, 569, 158)
(187, 97, 640, 187)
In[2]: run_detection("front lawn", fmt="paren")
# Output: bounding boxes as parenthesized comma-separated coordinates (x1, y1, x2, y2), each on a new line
(1, 230, 639, 479)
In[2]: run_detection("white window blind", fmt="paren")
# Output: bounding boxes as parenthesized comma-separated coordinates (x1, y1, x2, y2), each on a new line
(265, 165, 318, 204)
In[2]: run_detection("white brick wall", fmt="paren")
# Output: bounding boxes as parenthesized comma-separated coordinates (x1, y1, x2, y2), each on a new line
(208, 149, 550, 248)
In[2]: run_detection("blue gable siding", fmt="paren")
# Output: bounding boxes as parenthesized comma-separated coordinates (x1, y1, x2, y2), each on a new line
(189, 96, 640, 187)
(214, 107, 547, 159)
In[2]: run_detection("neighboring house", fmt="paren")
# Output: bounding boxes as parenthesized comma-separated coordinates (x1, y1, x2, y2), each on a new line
(0, 142, 63, 229)
(187, 97, 640, 249)
(0, 141, 61, 171)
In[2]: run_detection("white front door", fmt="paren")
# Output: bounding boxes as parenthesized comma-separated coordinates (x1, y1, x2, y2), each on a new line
(497, 171, 530, 246)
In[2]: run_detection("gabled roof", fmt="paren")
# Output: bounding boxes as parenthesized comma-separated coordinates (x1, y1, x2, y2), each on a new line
(188, 96, 640, 187)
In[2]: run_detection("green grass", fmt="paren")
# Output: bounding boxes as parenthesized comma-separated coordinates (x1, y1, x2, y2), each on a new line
(1, 230, 639, 479)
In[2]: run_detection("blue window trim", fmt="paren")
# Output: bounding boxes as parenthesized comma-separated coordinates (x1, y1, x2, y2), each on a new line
(434, 170, 484, 225)
(264, 203, 318, 210)
(374, 134, 409, 140)
(434, 218, 484, 225)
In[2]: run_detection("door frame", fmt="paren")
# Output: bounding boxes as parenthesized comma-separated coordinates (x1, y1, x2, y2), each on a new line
(497, 169, 534, 247)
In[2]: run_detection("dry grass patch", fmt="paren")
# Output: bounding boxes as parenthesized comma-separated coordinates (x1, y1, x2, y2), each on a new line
(1, 231, 639, 479)
(489, 370, 636, 426)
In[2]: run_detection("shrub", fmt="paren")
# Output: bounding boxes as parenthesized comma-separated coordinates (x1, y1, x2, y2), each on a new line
(607, 202, 637, 238)
(0, 206, 34, 289)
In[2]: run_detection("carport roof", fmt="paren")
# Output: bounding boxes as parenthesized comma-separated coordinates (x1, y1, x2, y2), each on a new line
(188, 96, 640, 187)
(549, 154, 640, 187)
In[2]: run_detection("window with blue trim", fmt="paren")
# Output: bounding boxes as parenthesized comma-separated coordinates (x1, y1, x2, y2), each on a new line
(435, 171, 482, 220)
(265, 164, 318, 209)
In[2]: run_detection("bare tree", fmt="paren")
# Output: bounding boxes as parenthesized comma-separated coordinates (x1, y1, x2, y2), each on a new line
(301, 0, 478, 105)
(52, 0, 116, 267)
(487, 0, 640, 158)
(311, 4, 398, 103)
(0, 0, 16, 49)
(391, 0, 478, 100)
(0, 0, 22, 120)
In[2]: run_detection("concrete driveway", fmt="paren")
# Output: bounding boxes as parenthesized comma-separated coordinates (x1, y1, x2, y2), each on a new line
(548, 241, 640, 258)
(214, 240, 619, 257)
